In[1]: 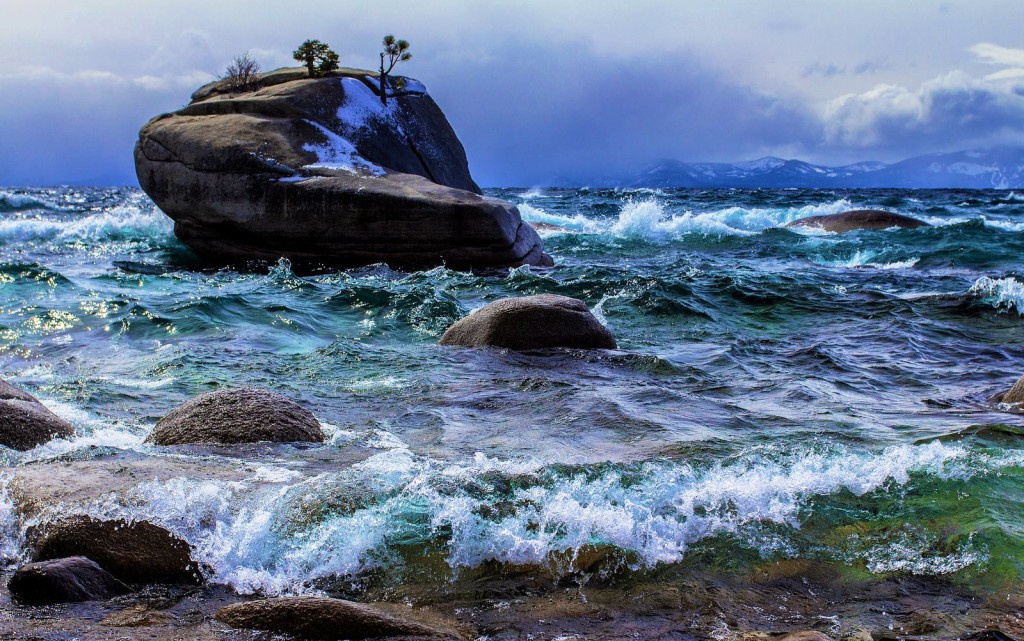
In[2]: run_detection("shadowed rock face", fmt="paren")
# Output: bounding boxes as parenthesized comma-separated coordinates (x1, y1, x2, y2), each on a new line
(30, 517, 203, 585)
(135, 67, 551, 270)
(786, 209, 929, 232)
(8, 556, 129, 605)
(147, 387, 325, 445)
(0, 379, 74, 450)
(439, 294, 617, 350)
(216, 596, 466, 640)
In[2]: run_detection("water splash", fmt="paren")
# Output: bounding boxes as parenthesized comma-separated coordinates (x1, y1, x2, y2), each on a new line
(970, 276, 1024, 314)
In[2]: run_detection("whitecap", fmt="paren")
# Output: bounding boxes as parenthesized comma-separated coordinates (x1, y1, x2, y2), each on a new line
(969, 276, 1024, 314)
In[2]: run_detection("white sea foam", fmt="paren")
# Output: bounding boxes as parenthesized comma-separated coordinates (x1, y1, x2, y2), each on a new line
(0, 205, 172, 244)
(29, 440, 1017, 594)
(519, 198, 858, 240)
(0, 190, 55, 211)
(969, 276, 1024, 314)
(0, 474, 22, 566)
(816, 249, 920, 270)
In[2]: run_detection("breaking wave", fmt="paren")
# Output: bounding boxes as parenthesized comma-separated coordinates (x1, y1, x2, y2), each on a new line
(22, 440, 1017, 594)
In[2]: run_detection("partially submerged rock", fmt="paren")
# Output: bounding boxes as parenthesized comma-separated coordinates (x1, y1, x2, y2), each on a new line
(8, 556, 129, 605)
(215, 596, 466, 640)
(439, 294, 617, 350)
(992, 375, 1024, 405)
(786, 209, 929, 232)
(30, 516, 202, 585)
(0, 378, 74, 450)
(147, 387, 325, 445)
(135, 67, 551, 270)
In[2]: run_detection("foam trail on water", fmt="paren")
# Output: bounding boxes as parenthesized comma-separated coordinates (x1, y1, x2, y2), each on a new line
(970, 276, 1024, 314)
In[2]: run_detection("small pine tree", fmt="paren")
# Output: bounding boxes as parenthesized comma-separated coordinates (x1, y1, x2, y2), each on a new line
(293, 39, 340, 78)
(222, 52, 261, 91)
(378, 34, 411, 105)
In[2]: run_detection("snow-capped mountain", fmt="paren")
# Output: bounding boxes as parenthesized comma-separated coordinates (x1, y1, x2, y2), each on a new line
(626, 148, 1024, 189)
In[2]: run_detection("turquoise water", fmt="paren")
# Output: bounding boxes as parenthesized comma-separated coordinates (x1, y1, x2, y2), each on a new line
(1, 186, 1023, 597)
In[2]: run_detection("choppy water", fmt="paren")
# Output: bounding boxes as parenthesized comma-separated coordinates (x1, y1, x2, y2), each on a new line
(1, 185, 1024, 605)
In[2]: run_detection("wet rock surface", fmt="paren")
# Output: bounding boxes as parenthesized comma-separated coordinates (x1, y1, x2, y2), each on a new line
(29, 516, 203, 585)
(215, 596, 466, 639)
(439, 294, 617, 350)
(0, 378, 74, 450)
(8, 556, 129, 605)
(147, 387, 325, 445)
(786, 209, 929, 232)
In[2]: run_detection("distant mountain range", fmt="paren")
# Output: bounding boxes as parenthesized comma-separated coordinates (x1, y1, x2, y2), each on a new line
(623, 147, 1024, 189)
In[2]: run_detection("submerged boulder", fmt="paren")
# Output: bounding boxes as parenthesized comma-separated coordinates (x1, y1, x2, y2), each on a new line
(8, 556, 129, 605)
(147, 387, 325, 445)
(135, 67, 550, 270)
(215, 596, 466, 640)
(439, 294, 617, 350)
(30, 516, 202, 585)
(0, 378, 74, 450)
(786, 209, 929, 232)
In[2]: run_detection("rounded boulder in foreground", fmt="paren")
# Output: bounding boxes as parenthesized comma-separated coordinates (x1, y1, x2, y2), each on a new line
(0, 378, 75, 450)
(8, 556, 129, 605)
(785, 209, 929, 232)
(148, 387, 325, 445)
(439, 294, 617, 350)
(30, 516, 202, 585)
(215, 596, 466, 640)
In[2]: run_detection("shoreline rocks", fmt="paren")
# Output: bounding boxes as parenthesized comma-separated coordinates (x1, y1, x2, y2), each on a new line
(135, 66, 551, 271)
(147, 387, 325, 445)
(8, 556, 129, 605)
(215, 596, 466, 640)
(0, 379, 74, 450)
(786, 209, 929, 232)
(439, 294, 616, 350)
(29, 516, 203, 585)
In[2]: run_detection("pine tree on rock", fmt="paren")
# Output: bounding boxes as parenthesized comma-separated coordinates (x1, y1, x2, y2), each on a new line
(378, 34, 411, 105)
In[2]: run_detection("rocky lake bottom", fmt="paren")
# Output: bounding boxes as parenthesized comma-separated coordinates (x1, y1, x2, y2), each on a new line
(1, 186, 1024, 639)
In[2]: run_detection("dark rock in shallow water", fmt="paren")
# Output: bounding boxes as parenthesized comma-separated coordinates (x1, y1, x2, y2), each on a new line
(135, 66, 551, 270)
(439, 294, 617, 350)
(786, 209, 929, 232)
(8, 556, 129, 604)
(30, 516, 202, 585)
(0, 378, 74, 450)
(147, 387, 325, 445)
(993, 375, 1024, 405)
(215, 596, 466, 639)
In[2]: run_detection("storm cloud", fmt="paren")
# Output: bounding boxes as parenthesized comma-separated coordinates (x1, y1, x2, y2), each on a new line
(1, 1, 1022, 186)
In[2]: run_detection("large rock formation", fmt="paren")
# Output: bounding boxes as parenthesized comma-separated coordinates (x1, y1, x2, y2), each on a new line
(786, 209, 929, 232)
(439, 294, 617, 350)
(30, 517, 203, 585)
(215, 596, 466, 640)
(147, 387, 325, 445)
(8, 556, 129, 605)
(0, 378, 74, 450)
(135, 67, 551, 270)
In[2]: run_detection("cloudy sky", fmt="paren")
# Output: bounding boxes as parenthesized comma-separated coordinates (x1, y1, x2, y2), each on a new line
(2, 0, 1023, 186)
